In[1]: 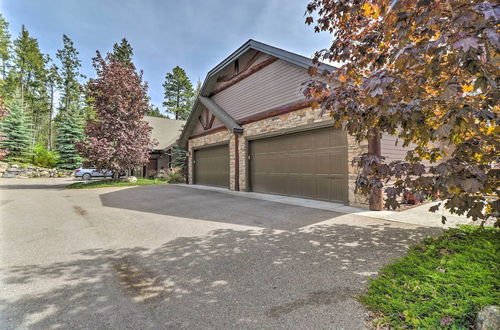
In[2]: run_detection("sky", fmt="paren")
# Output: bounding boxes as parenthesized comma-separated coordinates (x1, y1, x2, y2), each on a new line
(1, 0, 331, 112)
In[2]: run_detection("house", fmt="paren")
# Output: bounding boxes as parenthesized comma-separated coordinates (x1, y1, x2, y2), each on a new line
(135, 116, 185, 178)
(178, 40, 406, 208)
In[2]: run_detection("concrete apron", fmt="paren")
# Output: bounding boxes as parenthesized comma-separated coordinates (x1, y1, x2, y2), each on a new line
(178, 184, 471, 229)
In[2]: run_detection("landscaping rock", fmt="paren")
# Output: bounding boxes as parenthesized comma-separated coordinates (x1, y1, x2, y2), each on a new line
(0, 163, 73, 179)
(122, 176, 137, 183)
(476, 306, 500, 330)
(0, 162, 9, 173)
(39, 171, 50, 178)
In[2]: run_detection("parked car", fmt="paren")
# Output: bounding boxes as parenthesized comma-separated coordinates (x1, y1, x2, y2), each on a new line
(74, 168, 125, 180)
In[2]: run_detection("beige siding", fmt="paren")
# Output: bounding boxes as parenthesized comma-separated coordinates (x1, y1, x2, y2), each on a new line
(381, 134, 413, 163)
(192, 107, 225, 135)
(211, 59, 310, 121)
(213, 52, 273, 91)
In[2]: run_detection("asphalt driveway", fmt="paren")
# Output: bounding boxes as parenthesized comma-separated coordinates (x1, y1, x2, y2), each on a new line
(0, 178, 440, 329)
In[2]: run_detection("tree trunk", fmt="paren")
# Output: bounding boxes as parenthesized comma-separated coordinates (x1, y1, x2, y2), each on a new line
(112, 171, 120, 181)
(48, 85, 54, 150)
(368, 128, 383, 211)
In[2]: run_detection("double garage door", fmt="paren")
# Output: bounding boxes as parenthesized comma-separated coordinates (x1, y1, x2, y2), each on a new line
(193, 126, 348, 203)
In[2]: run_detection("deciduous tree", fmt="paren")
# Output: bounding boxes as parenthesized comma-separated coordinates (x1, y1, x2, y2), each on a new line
(78, 52, 155, 179)
(305, 0, 499, 225)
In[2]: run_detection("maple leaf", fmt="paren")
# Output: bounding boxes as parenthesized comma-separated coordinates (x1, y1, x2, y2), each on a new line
(453, 37, 479, 52)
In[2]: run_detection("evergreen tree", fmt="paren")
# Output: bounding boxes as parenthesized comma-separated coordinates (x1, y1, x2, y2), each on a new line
(162, 66, 194, 120)
(7, 25, 49, 146)
(0, 92, 32, 162)
(56, 34, 82, 115)
(172, 146, 187, 168)
(55, 107, 84, 170)
(187, 78, 202, 114)
(146, 105, 166, 118)
(46, 59, 60, 150)
(0, 13, 11, 79)
(110, 38, 133, 66)
(9, 26, 46, 103)
(0, 94, 9, 159)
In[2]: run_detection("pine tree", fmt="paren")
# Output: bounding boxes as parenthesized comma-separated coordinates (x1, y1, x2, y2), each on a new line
(56, 35, 82, 116)
(162, 66, 194, 120)
(7, 25, 49, 147)
(146, 105, 166, 118)
(110, 38, 133, 66)
(0, 94, 9, 159)
(0, 92, 32, 162)
(0, 13, 11, 79)
(55, 108, 84, 170)
(46, 59, 60, 150)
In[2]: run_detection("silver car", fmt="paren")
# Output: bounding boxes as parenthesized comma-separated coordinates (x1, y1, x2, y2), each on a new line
(74, 168, 113, 180)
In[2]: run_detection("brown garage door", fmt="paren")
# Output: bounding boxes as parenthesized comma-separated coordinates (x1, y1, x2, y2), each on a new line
(249, 126, 348, 203)
(194, 144, 229, 188)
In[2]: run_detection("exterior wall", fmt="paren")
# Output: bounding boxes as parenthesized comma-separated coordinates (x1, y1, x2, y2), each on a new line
(212, 52, 273, 91)
(187, 106, 369, 207)
(187, 129, 231, 185)
(381, 133, 414, 163)
(211, 59, 311, 121)
(192, 107, 225, 135)
(237, 106, 368, 207)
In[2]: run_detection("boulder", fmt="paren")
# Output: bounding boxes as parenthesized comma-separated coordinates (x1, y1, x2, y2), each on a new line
(39, 171, 50, 178)
(0, 162, 8, 172)
(8, 166, 21, 172)
(2, 172, 17, 178)
(476, 306, 500, 330)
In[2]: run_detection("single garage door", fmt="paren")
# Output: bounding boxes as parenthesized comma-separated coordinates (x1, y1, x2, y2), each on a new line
(249, 126, 348, 203)
(194, 144, 229, 188)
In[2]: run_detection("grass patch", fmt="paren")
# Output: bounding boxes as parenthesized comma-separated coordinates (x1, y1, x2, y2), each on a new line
(359, 225, 499, 329)
(67, 178, 167, 189)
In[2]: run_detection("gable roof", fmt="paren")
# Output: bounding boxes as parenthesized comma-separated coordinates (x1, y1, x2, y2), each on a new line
(178, 39, 337, 147)
(144, 116, 186, 150)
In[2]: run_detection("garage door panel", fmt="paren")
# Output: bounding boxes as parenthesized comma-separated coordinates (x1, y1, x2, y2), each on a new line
(194, 144, 229, 188)
(249, 126, 348, 203)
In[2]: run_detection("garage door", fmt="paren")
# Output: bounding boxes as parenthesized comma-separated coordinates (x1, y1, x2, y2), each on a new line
(249, 126, 348, 202)
(194, 144, 229, 188)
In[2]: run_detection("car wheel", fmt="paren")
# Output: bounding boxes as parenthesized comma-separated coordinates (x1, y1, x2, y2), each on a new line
(82, 173, 92, 181)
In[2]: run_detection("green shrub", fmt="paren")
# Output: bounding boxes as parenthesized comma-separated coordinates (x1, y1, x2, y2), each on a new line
(359, 225, 500, 329)
(166, 172, 184, 184)
(32, 143, 59, 168)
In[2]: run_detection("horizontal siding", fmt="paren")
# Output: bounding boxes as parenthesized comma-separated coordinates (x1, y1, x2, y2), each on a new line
(212, 53, 273, 92)
(381, 134, 413, 163)
(211, 59, 309, 121)
(381, 134, 434, 167)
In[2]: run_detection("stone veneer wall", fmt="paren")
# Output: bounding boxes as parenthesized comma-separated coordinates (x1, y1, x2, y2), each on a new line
(187, 106, 369, 207)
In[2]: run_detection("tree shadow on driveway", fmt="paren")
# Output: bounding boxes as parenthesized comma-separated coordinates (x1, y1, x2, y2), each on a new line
(99, 185, 350, 230)
(1, 222, 440, 329)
